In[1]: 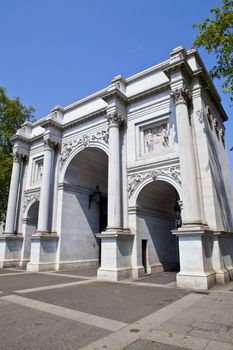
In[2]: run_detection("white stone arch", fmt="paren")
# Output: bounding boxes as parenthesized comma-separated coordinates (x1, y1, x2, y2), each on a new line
(59, 141, 109, 183)
(129, 174, 182, 208)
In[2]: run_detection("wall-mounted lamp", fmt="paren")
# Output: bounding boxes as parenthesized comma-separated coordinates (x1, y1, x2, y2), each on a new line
(89, 185, 101, 209)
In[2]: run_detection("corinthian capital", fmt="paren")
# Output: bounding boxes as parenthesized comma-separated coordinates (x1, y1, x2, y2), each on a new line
(12, 150, 28, 162)
(170, 87, 192, 105)
(107, 111, 126, 127)
(44, 137, 61, 150)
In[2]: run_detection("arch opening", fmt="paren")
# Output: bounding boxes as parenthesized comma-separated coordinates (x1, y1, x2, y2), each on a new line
(24, 201, 39, 262)
(136, 180, 180, 275)
(60, 147, 108, 268)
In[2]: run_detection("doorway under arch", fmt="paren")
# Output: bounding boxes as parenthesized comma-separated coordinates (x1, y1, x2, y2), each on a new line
(59, 147, 108, 269)
(23, 201, 39, 265)
(136, 180, 180, 275)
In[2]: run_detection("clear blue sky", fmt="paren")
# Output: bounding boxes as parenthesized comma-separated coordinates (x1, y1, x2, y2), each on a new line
(1, 0, 232, 179)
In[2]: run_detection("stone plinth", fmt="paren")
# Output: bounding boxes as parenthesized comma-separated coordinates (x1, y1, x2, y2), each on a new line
(97, 229, 134, 281)
(0, 234, 23, 268)
(27, 233, 59, 272)
(173, 227, 216, 290)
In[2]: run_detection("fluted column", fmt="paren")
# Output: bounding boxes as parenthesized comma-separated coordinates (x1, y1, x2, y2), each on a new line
(106, 111, 125, 229)
(171, 87, 202, 226)
(5, 151, 25, 234)
(37, 138, 58, 233)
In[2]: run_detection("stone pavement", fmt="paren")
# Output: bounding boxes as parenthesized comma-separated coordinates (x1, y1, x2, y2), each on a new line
(0, 267, 233, 350)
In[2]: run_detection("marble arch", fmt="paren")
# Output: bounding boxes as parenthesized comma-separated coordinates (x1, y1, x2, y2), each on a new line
(1, 46, 233, 289)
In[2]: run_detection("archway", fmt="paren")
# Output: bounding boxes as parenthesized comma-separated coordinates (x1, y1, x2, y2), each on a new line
(23, 201, 39, 264)
(59, 147, 108, 269)
(136, 180, 180, 274)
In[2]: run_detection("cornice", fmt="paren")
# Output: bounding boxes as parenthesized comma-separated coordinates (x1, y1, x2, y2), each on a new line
(40, 118, 63, 130)
(163, 59, 193, 82)
(101, 87, 128, 104)
(127, 82, 170, 104)
(62, 107, 107, 130)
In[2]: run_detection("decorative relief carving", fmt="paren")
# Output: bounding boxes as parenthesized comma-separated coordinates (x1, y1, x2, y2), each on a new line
(60, 129, 109, 167)
(44, 137, 61, 150)
(203, 106, 225, 145)
(12, 150, 28, 162)
(107, 111, 126, 127)
(23, 192, 40, 212)
(144, 125, 169, 153)
(91, 130, 109, 144)
(128, 166, 181, 197)
(170, 87, 192, 105)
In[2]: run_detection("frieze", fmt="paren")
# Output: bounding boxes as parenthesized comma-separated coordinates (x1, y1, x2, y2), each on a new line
(23, 192, 40, 212)
(60, 129, 109, 167)
(128, 166, 181, 197)
(144, 124, 169, 153)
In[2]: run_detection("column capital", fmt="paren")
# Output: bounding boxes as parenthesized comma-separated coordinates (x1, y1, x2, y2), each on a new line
(12, 149, 28, 162)
(170, 87, 192, 105)
(106, 111, 126, 127)
(44, 136, 61, 151)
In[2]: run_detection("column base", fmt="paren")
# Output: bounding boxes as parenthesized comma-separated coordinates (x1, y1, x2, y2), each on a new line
(215, 269, 230, 285)
(0, 234, 23, 268)
(97, 267, 132, 281)
(177, 271, 216, 290)
(132, 266, 145, 279)
(97, 228, 134, 281)
(27, 233, 59, 272)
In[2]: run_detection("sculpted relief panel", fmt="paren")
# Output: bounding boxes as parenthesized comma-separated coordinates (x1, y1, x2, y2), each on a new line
(144, 124, 169, 153)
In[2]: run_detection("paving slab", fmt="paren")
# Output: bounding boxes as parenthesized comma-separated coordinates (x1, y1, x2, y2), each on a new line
(0, 268, 25, 275)
(123, 339, 188, 350)
(0, 273, 83, 294)
(54, 267, 98, 277)
(0, 298, 110, 350)
(24, 281, 188, 323)
(156, 292, 233, 344)
(136, 272, 177, 285)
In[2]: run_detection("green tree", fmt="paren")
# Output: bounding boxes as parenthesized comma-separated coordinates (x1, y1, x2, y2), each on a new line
(193, 0, 233, 101)
(0, 87, 34, 221)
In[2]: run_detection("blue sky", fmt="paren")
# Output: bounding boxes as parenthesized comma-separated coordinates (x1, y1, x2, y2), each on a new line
(1, 0, 232, 178)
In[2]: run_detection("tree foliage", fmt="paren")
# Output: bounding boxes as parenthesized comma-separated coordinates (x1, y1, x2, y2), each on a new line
(193, 0, 233, 100)
(0, 87, 34, 221)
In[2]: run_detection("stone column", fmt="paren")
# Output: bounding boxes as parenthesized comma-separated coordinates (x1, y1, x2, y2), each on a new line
(97, 111, 133, 281)
(27, 137, 59, 272)
(171, 87, 202, 226)
(37, 138, 56, 234)
(106, 111, 125, 229)
(5, 151, 24, 234)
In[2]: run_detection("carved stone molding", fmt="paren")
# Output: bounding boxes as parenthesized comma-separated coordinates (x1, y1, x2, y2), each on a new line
(204, 105, 225, 145)
(44, 137, 61, 151)
(107, 111, 126, 127)
(23, 192, 40, 212)
(128, 166, 181, 197)
(170, 87, 192, 105)
(60, 129, 109, 168)
(12, 149, 28, 162)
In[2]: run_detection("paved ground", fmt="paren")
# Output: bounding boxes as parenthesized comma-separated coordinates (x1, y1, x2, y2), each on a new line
(0, 267, 233, 350)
